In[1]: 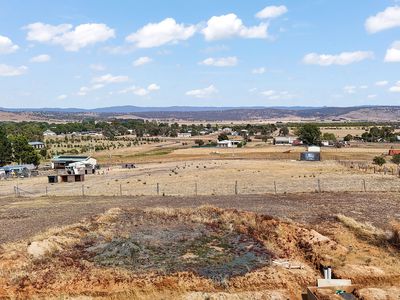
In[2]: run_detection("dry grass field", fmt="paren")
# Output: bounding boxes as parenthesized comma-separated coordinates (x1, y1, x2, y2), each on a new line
(2, 158, 400, 198)
(1, 140, 400, 299)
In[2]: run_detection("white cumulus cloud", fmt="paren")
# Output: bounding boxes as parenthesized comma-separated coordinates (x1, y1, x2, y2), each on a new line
(200, 56, 238, 67)
(252, 67, 266, 74)
(0, 64, 27, 76)
(202, 14, 268, 41)
(389, 81, 400, 92)
(24, 22, 115, 51)
(133, 56, 153, 66)
(147, 83, 160, 91)
(375, 80, 389, 86)
(260, 90, 294, 100)
(186, 85, 218, 98)
(77, 84, 104, 96)
(30, 54, 51, 63)
(126, 18, 196, 48)
(303, 51, 374, 66)
(57, 94, 67, 100)
(92, 74, 129, 84)
(365, 6, 400, 33)
(384, 41, 400, 62)
(255, 5, 288, 19)
(0, 35, 19, 54)
(119, 83, 160, 96)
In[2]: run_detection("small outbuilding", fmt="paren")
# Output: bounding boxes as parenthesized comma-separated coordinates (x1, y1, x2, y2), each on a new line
(60, 174, 85, 183)
(300, 152, 321, 161)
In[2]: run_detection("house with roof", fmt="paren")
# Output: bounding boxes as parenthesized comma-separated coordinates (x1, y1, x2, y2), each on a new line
(273, 136, 298, 145)
(43, 129, 57, 137)
(217, 140, 241, 148)
(51, 155, 97, 174)
(29, 141, 45, 149)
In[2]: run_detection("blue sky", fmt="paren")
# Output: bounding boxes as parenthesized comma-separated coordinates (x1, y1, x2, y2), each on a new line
(0, 0, 399, 108)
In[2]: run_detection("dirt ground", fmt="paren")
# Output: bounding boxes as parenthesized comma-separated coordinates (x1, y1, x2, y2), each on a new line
(0, 204, 399, 299)
(1, 192, 399, 245)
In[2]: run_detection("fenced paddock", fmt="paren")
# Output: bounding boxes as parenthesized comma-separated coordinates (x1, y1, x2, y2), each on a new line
(2, 158, 400, 198)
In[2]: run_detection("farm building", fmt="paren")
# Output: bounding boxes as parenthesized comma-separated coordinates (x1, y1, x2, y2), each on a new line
(273, 136, 297, 145)
(177, 132, 192, 138)
(43, 129, 57, 136)
(28, 141, 45, 149)
(217, 140, 241, 148)
(0, 164, 36, 177)
(51, 155, 97, 172)
(388, 149, 400, 156)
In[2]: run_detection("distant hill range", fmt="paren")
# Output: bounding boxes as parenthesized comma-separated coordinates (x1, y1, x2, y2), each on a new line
(1, 105, 400, 122)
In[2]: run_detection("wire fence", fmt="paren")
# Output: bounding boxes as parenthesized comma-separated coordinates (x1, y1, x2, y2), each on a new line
(3, 176, 400, 198)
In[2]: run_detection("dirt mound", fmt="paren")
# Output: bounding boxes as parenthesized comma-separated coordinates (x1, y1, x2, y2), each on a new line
(0, 206, 399, 299)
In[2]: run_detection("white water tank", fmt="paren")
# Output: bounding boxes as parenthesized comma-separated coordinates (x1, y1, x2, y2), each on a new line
(308, 145, 321, 152)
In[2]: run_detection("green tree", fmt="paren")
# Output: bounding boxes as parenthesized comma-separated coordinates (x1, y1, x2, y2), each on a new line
(373, 156, 386, 166)
(218, 133, 229, 141)
(295, 124, 321, 145)
(343, 134, 353, 142)
(10, 135, 40, 166)
(322, 132, 337, 142)
(279, 126, 289, 136)
(392, 154, 400, 165)
(39, 148, 47, 158)
(0, 126, 12, 166)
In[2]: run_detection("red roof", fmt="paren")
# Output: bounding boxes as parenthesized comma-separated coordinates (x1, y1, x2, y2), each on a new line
(388, 149, 400, 156)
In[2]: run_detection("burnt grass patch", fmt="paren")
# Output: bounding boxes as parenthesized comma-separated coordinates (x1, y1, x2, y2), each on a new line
(79, 209, 271, 282)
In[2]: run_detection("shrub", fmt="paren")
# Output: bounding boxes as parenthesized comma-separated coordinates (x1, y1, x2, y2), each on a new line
(392, 154, 400, 165)
(195, 139, 205, 147)
(373, 156, 386, 166)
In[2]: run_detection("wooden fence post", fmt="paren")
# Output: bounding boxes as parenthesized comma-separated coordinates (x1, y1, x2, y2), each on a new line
(235, 180, 238, 195)
(362, 179, 366, 192)
(157, 183, 160, 195)
(120, 184, 122, 196)
(195, 182, 198, 196)
(274, 181, 277, 195)
(317, 179, 321, 193)
(82, 185, 85, 197)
